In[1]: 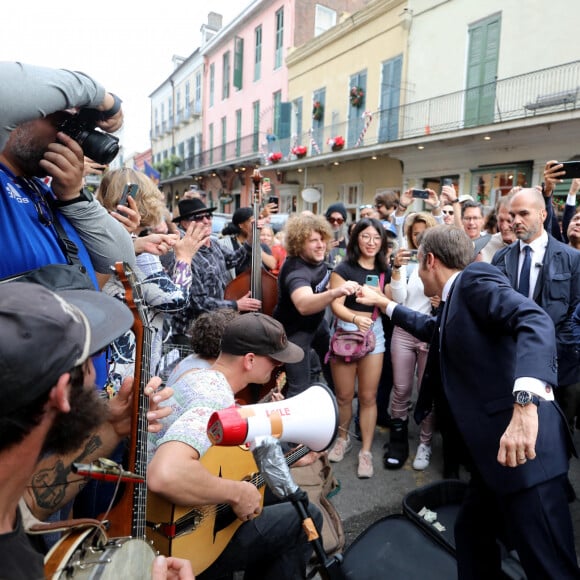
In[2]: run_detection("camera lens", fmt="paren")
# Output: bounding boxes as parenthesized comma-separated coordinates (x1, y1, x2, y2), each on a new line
(81, 131, 119, 165)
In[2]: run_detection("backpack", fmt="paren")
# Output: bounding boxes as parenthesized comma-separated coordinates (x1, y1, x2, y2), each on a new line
(291, 454, 345, 557)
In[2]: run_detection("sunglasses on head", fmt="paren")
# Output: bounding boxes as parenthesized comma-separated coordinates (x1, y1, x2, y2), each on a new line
(328, 217, 344, 225)
(359, 204, 374, 210)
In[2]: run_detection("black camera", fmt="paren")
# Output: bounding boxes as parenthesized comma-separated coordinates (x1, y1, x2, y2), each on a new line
(59, 109, 120, 165)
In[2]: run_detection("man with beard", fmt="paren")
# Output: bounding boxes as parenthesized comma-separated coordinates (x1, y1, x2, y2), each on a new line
(0, 62, 134, 286)
(0, 282, 189, 579)
(273, 213, 359, 397)
(492, 188, 580, 431)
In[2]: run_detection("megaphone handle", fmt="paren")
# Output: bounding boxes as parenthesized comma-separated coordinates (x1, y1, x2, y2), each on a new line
(287, 490, 346, 580)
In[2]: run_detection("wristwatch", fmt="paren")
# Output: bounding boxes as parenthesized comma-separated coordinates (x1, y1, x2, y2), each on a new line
(514, 391, 540, 407)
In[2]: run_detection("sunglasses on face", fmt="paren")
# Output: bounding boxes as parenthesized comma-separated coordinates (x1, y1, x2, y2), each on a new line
(328, 217, 344, 225)
(186, 213, 212, 222)
(442, 210, 454, 216)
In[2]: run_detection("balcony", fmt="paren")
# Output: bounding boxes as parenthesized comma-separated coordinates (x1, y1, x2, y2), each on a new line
(190, 60, 580, 173)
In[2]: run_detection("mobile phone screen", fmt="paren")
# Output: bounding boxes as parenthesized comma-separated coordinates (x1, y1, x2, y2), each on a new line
(365, 274, 379, 286)
(119, 183, 138, 206)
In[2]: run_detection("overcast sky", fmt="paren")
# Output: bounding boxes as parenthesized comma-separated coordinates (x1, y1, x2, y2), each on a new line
(2, 1, 249, 153)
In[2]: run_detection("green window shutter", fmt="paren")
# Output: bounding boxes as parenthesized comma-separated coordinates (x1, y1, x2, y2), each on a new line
(465, 14, 501, 127)
(278, 102, 291, 140)
(234, 37, 244, 90)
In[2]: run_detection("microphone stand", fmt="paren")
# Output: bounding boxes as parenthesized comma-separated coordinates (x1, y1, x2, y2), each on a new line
(251, 437, 345, 580)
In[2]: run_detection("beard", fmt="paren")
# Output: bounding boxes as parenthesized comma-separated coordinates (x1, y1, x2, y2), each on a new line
(41, 382, 109, 457)
(6, 123, 49, 177)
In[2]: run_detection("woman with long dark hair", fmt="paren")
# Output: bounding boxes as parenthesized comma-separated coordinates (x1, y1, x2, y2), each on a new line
(326, 218, 396, 478)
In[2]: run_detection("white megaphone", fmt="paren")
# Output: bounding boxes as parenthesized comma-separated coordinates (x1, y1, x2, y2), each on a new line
(207, 383, 338, 452)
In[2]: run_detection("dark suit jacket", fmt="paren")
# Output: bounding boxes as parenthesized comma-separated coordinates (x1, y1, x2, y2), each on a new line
(492, 234, 580, 386)
(395, 262, 571, 495)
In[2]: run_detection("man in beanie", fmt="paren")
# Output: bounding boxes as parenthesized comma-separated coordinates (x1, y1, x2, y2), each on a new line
(218, 206, 276, 282)
(148, 312, 322, 579)
(325, 202, 349, 267)
(0, 282, 187, 579)
(169, 199, 263, 344)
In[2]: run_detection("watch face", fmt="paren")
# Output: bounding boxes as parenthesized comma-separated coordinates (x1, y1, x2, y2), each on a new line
(516, 391, 531, 405)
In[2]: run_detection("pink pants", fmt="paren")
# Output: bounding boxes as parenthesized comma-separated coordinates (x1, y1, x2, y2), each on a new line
(390, 325, 433, 445)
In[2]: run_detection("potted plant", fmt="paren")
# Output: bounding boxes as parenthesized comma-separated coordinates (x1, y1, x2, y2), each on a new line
(327, 136, 345, 152)
(291, 145, 308, 159)
(268, 151, 283, 163)
(350, 86, 365, 108)
(312, 100, 324, 121)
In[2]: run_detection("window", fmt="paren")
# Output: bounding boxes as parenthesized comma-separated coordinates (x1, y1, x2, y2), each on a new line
(293, 98, 303, 144)
(234, 37, 244, 90)
(315, 4, 336, 36)
(274, 8, 284, 69)
(184, 82, 190, 116)
(254, 25, 262, 81)
(176, 90, 181, 122)
(209, 123, 214, 165)
(252, 100, 260, 152)
(273, 91, 282, 137)
(223, 51, 231, 100)
(235, 109, 242, 157)
(195, 72, 201, 113)
(209, 64, 215, 107)
(340, 183, 363, 211)
(221, 116, 227, 161)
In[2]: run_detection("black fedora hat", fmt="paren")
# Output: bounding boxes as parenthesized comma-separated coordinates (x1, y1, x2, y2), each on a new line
(173, 198, 217, 222)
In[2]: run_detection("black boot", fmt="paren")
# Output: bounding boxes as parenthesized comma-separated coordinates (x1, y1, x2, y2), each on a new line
(383, 418, 409, 470)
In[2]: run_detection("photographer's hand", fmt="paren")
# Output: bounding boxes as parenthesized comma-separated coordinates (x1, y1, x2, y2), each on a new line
(40, 131, 84, 201)
(95, 92, 124, 133)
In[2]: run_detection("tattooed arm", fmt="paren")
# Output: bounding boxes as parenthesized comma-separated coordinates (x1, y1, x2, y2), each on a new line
(24, 376, 172, 521)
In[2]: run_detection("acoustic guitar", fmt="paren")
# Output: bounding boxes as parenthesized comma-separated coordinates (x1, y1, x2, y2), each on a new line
(146, 444, 310, 575)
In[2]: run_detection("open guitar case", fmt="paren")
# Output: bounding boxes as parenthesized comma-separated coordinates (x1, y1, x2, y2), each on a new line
(337, 479, 527, 580)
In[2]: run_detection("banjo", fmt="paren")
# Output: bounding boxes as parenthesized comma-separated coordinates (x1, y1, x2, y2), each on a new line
(44, 262, 156, 578)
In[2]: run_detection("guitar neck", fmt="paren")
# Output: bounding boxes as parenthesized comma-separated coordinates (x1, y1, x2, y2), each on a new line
(106, 262, 153, 538)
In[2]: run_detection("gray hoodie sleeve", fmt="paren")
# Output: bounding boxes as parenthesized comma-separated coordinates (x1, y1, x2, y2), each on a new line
(59, 199, 136, 273)
(0, 62, 106, 150)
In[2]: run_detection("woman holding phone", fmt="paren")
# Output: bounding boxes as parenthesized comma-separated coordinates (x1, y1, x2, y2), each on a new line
(326, 218, 403, 478)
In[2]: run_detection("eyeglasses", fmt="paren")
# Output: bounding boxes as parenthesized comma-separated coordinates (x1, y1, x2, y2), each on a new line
(360, 233, 382, 243)
(328, 217, 344, 225)
(442, 210, 454, 216)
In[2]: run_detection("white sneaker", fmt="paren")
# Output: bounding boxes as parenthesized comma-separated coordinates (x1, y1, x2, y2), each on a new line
(357, 451, 374, 478)
(328, 436, 352, 462)
(412, 443, 432, 471)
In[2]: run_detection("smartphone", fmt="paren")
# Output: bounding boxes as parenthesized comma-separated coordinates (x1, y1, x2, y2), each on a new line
(365, 274, 379, 287)
(411, 188, 429, 199)
(119, 183, 138, 206)
(555, 161, 580, 179)
(268, 195, 279, 206)
(441, 178, 453, 187)
(409, 249, 419, 263)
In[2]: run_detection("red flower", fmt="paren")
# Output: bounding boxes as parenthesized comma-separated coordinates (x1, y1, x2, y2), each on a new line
(327, 136, 345, 150)
(268, 151, 283, 163)
(291, 145, 307, 157)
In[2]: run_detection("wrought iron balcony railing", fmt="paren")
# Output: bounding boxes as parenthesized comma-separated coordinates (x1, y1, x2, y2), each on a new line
(187, 59, 580, 173)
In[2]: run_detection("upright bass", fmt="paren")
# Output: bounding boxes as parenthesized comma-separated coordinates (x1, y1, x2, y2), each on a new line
(224, 168, 279, 403)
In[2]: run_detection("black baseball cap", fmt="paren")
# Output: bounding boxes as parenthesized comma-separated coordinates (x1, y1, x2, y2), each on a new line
(0, 282, 133, 413)
(221, 313, 303, 363)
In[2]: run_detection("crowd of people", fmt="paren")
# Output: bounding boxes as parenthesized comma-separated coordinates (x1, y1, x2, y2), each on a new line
(1, 61, 580, 580)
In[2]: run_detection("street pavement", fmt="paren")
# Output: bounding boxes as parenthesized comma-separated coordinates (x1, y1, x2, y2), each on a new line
(328, 414, 580, 569)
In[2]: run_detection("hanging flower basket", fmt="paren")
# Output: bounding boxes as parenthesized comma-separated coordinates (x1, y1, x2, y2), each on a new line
(350, 86, 365, 108)
(312, 100, 324, 121)
(291, 145, 308, 159)
(327, 136, 345, 152)
(268, 151, 283, 163)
